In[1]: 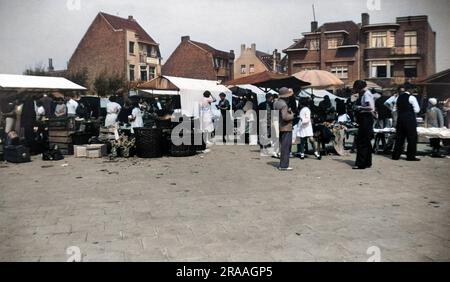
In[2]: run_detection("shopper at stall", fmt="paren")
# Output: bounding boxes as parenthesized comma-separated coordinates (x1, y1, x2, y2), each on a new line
(54, 98, 67, 117)
(66, 94, 79, 117)
(105, 96, 122, 127)
(274, 87, 294, 171)
(425, 98, 445, 158)
(21, 96, 37, 151)
(297, 98, 320, 160)
(258, 93, 274, 149)
(200, 91, 216, 145)
(129, 101, 144, 132)
(3, 101, 16, 134)
(392, 84, 421, 161)
(352, 80, 375, 169)
(40, 94, 53, 118)
(118, 100, 133, 124)
(35, 100, 46, 121)
(216, 92, 231, 143)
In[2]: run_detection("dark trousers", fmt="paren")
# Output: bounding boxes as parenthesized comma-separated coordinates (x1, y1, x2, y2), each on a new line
(392, 117, 417, 160)
(355, 113, 373, 168)
(430, 138, 441, 153)
(279, 131, 292, 169)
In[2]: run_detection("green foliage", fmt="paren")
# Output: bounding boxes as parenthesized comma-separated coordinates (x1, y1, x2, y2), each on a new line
(94, 72, 126, 97)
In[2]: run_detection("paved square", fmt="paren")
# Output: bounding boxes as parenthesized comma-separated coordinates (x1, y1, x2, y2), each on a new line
(0, 145, 449, 261)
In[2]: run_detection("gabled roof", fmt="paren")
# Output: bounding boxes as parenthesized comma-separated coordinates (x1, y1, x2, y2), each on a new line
(283, 20, 360, 52)
(255, 50, 274, 71)
(99, 12, 158, 45)
(189, 40, 234, 60)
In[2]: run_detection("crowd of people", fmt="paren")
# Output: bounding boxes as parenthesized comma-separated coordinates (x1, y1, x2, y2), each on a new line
(268, 81, 450, 171)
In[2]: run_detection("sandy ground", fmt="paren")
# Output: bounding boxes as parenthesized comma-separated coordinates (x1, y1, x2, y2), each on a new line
(0, 144, 449, 262)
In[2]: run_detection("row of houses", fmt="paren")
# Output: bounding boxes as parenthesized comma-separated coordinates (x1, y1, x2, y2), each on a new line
(65, 11, 436, 91)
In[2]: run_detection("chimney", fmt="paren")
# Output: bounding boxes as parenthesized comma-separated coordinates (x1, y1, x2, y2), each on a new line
(181, 35, 190, 42)
(362, 13, 370, 26)
(229, 50, 235, 60)
(311, 21, 318, 32)
(241, 44, 246, 53)
(272, 49, 278, 72)
(128, 15, 134, 21)
(251, 43, 256, 53)
(48, 58, 54, 72)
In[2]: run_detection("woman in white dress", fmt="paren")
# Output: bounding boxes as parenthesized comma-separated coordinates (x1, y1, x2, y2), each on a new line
(200, 91, 216, 144)
(297, 99, 321, 160)
(129, 102, 144, 133)
(105, 96, 121, 127)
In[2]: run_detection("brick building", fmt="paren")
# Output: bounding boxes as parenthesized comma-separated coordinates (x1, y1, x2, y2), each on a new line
(234, 43, 282, 79)
(162, 36, 234, 82)
(283, 14, 436, 88)
(283, 20, 361, 85)
(68, 12, 162, 91)
(360, 14, 436, 88)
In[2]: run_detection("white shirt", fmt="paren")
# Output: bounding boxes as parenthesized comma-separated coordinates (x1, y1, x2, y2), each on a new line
(360, 89, 375, 113)
(384, 95, 398, 112)
(407, 93, 421, 114)
(130, 107, 144, 128)
(66, 99, 79, 115)
(106, 102, 121, 114)
(36, 106, 45, 119)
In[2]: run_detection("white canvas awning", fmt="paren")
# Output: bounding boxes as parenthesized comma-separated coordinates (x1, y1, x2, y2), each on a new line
(140, 75, 232, 117)
(0, 74, 86, 91)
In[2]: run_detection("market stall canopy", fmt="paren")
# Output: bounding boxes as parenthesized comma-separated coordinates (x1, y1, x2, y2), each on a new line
(223, 71, 309, 91)
(0, 74, 86, 91)
(138, 75, 232, 117)
(416, 68, 450, 101)
(300, 88, 346, 107)
(228, 84, 278, 104)
(292, 70, 344, 89)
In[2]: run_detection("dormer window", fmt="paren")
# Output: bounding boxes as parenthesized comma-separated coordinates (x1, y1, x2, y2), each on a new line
(328, 38, 343, 49)
(309, 39, 320, 50)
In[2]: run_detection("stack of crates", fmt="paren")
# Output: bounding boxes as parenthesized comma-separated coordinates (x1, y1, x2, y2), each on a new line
(48, 117, 76, 155)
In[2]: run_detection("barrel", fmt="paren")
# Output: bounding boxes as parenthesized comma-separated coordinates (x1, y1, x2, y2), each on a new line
(169, 129, 197, 157)
(134, 127, 163, 158)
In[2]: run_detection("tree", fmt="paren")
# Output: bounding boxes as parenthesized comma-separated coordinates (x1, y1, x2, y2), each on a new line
(65, 68, 88, 88)
(23, 64, 48, 76)
(94, 72, 127, 97)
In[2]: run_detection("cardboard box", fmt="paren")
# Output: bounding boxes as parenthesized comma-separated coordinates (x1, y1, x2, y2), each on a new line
(75, 144, 107, 158)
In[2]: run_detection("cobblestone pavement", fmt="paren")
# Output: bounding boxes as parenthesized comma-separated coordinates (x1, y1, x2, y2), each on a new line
(0, 145, 449, 261)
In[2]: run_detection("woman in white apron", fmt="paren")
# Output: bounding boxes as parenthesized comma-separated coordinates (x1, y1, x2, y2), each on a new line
(129, 102, 144, 133)
(105, 96, 121, 127)
(200, 91, 216, 145)
(297, 99, 321, 160)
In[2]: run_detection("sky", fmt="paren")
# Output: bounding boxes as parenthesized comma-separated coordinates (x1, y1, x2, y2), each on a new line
(0, 0, 449, 74)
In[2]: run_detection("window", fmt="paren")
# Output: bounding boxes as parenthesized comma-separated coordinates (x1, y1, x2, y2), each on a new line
(331, 66, 348, 79)
(370, 32, 387, 48)
(370, 61, 392, 78)
(129, 64, 135, 81)
(129, 42, 135, 54)
(240, 64, 246, 74)
(309, 39, 320, 50)
(404, 61, 417, 78)
(328, 38, 343, 49)
(404, 31, 417, 54)
(249, 64, 255, 73)
(140, 66, 148, 81)
(149, 67, 156, 79)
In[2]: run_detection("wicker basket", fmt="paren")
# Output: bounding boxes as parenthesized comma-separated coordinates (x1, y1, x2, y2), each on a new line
(134, 127, 163, 158)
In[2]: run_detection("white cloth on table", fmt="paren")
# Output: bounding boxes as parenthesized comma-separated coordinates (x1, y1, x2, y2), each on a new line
(297, 107, 314, 138)
(105, 102, 121, 127)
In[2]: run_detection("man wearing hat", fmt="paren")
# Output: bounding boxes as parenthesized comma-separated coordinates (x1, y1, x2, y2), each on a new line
(425, 97, 445, 158)
(273, 87, 294, 171)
